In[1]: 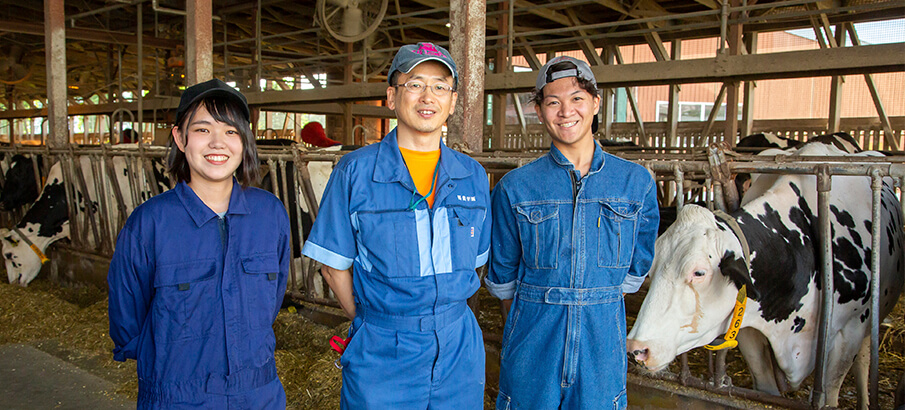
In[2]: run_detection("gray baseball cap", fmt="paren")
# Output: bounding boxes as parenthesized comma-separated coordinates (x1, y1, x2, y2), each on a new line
(536, 56, 597, 92)
(535, 56, 600, 133)
(387, 42, 458, 88)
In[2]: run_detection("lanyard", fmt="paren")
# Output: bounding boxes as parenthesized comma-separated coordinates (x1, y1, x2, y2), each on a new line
(408, 159, 441, 211)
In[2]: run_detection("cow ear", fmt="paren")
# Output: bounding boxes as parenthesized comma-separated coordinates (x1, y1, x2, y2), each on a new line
(0, 228, 8, 237)
(718, 251, 760, 299)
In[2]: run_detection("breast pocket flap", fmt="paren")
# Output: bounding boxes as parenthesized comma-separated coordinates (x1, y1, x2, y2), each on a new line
(516, 205, 558, 224)
(451, 206, 484, 226)
(241, 253, 280, 279)
(600, 202, 641, 219)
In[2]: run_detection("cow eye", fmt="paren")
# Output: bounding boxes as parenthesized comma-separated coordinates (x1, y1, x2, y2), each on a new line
(3, 237, 18, 246)
(693, 270, 706, 277)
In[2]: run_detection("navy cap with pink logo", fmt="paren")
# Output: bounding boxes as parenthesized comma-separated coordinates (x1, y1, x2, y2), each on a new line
(387, 42, 458, 88)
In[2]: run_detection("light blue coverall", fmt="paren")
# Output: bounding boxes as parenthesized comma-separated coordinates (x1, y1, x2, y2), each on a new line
(302, 128, 491, 409)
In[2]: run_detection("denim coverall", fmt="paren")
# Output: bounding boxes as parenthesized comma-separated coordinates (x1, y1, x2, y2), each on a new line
(108, 181, 290, 409)
(302, 128, 491, 409)
(485, 143, 658, 410)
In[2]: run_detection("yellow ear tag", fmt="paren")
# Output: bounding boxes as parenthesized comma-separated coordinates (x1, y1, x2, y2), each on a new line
(704, 285, 747, 351)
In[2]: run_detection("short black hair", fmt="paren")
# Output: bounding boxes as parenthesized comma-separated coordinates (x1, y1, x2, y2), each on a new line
(531, 61, 598, 105)
(167, 96, 260, 187)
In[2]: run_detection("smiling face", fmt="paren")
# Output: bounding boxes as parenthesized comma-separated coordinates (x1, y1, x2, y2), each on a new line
(387, 61, 458, 145)
(172, 104, 244, 190)
(534, 77, 600, 150)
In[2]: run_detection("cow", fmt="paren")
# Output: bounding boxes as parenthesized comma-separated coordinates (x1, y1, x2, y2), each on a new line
(735, 132, 861, 204)
(626, 140, 904, 409)
(256, 140, 341, 257)
(3, 149, 168, 286)
(0, 154, 45, 211)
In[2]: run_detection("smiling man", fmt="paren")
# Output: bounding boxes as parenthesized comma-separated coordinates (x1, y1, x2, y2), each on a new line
(302, 43, 491, 409)
(485, 56, 659, 409)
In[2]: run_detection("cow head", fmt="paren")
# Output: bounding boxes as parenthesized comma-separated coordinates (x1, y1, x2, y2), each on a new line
(1, 227, 42, 286)
(627, 204, 757, 372)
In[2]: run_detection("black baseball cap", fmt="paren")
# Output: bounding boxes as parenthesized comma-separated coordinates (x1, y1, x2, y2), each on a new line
(387, 42, 458, 88)
(176, 78, 249, 123)
(536, 56, 599, 133)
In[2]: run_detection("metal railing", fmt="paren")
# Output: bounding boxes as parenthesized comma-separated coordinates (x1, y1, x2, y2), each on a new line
(0, 143, 900, 409)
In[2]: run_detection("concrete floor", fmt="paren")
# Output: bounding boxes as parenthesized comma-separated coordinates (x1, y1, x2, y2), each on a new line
(0, 344, 134, 409)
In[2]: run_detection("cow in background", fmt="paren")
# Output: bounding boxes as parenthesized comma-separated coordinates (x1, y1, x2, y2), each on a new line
(627, 140, 903, 409)
(3, 148, 168, 286)
(0, 154, 45, 211)
(734, 132, 861, 203)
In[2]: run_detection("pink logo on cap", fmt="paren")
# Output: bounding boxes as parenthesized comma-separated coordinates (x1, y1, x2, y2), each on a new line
(414, 43, 443, 57)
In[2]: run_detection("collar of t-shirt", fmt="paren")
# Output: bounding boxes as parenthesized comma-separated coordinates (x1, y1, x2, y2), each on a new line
(398, 146, 441, 208)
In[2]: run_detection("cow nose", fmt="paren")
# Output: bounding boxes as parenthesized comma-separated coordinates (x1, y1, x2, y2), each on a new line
(626, 340, 650, 363)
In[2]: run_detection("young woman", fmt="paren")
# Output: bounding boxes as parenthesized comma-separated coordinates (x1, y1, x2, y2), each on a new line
(108, 78, 290, 409)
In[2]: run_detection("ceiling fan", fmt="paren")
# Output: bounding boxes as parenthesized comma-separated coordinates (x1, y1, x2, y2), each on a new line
(317, 0, 389, 43)
(0, 45, 32, 86)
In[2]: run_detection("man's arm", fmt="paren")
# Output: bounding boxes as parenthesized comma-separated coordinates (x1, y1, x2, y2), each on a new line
(622, 175, 660, 294)
(321, 265, 356, 319)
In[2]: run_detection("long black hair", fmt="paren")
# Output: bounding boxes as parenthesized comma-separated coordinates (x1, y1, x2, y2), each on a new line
(167, 96, 260, 187)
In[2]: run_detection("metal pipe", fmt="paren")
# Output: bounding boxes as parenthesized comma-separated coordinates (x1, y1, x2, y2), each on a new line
(508, 0, 514, 73)
(137, 2, 143, 139)
(868, 167, 882, 410)
(152, 0, 220, 20)
(812, 164, 833, 408)
(720, 0, 729, 54)
(67, 0, 143, 23)
(255, 0, 262, 88)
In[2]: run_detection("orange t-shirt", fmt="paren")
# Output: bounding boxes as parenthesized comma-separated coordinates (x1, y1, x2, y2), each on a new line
(399, 146, 441, 208)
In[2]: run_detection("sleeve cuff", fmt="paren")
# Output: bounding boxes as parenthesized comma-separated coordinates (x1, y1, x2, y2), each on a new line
(484, 276, 517, 300)
(302, 241, 354, 270)
(621, 274, 647, 294)
(112, 337, 139, 362)
(475, 248, 489, 268)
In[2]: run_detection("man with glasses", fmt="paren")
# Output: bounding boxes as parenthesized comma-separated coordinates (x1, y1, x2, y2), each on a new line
(302, 43, 491, 409)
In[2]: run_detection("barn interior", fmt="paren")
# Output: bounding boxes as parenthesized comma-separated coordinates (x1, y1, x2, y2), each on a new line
(0, 1, 903, 409)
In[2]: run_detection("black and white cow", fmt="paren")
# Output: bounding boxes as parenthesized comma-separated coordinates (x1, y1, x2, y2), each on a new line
(627, 140, 904, 409)
(0, 154, 45, 211)
(735, 132, 861, 204)
(256, 141, 339, 257)
(3, 149, 168, 286)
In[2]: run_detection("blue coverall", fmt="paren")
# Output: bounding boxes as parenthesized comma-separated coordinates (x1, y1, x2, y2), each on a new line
(302, 128, 491, 409)
(485, 143, 659, 410)
(108, 181, 290, 409)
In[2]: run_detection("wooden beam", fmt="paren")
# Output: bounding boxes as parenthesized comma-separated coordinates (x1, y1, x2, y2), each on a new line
(0, 19, 180, 49)
(513, 0, 571, 27)
(565, 9, 604, 66)
(482, 43, 905, 92)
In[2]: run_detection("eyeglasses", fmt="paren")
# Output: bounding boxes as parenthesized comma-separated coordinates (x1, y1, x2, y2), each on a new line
(395, 80, 455, 97)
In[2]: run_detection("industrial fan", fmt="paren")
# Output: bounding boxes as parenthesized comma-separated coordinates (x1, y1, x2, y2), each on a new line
(351, 29, 394, 81)
(0, 45, 32, 86)
(316, 0, 388, 43)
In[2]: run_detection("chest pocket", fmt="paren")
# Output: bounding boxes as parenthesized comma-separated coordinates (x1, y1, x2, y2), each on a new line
(598, 201, 641, 268)
(515, 204, 559, 269)
(356, 210, 418, 278)
(153, 259, 217, 342)
(241, 252, 280, 330)
(448, 205, 485, 270)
